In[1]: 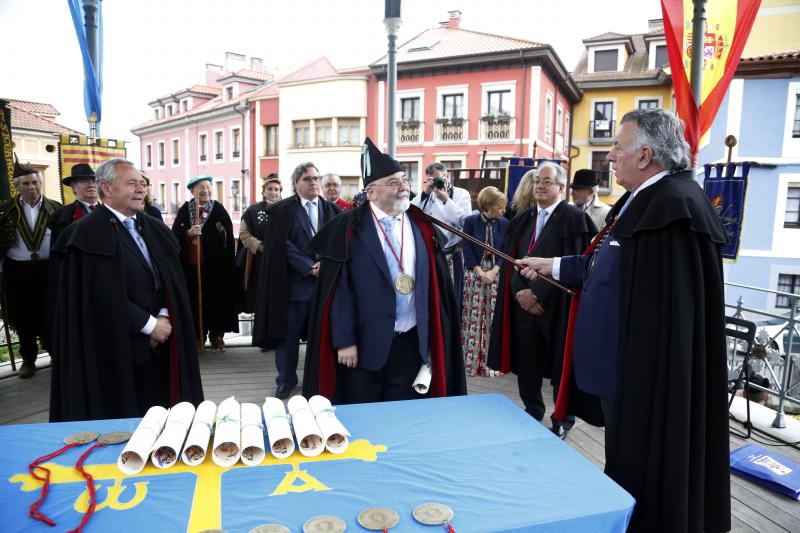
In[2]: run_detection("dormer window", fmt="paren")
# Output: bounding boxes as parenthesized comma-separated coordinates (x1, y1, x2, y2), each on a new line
(648, 41, 669, 69)
(154, 109, 160, 120)
(225, 86, 234, 101)
(594, 49, 619, 72)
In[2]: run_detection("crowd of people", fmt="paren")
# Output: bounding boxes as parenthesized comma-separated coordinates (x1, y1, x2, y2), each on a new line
(0, 108, 731, 532)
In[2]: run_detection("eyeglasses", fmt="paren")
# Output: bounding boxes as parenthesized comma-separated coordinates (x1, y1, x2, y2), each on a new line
(374, 178, 410, 189)
(299, 176, 321, 183)
(532, 179, 558, 186)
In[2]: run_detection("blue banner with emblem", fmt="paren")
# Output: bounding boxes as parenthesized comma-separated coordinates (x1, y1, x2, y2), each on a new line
(703, 162, 749, 261)
(505, 157, 534, 205)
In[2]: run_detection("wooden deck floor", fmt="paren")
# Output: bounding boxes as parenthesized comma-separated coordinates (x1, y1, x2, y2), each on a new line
(1, 343, 799, 532)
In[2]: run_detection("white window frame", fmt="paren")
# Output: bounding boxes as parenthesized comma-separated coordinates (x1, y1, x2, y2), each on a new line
(213, 128, 225, 163)
(157, 140, 166, 169)
(589, 44, 626, 73)
(435, 154, 467, 172)
(396, 155, 424, 195)
(171, 137, 181, 168)
(556, 104, 564, 134)
(144, 142, 153, 168)
(635, 96, 663, 110)
(782, 82, 800, 157)
(589, 148, 613, 194)
(172, 181, 182, 210)
(230, 126, 242, 161)
(179, 98, 189, 112)
(397, 89, 425, 122)
(545, 91, 554, 139)
(481, 81, 516, 117)
(198, 131, 209, 163)
(435, 84, 469, 119)
(230, 177, 241, 213)
(214, 178, 225, 204)
(768, 264, 800, 314)
(648, 40, 668, 70)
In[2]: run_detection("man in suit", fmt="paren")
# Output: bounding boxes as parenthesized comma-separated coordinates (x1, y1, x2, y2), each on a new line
(488, 162, 594, 438)
(302, 138, 466, 403)
(517, 109, 730, 532)
(252, 162, 341, 399)
(49, 163, 99, 246)
(49, 158, 203, 421)
(570, 169, 611, 234)
(321, 173, 352, 210)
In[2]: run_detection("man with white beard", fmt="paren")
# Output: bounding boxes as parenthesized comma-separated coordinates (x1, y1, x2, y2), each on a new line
(302, 138, 466, 403)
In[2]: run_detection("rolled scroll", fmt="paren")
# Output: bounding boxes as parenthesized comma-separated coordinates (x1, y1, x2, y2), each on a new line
(117, 406, 168, 475)
(181, 400, 217, 466)
(212, 396, 241, 467)
(287, 395, 324, 457)
(413, 363, 432, 394)
(240, 403, 266, 466)
(262, 397, 295, 459)
(151, 402, 196, 469)
(308, 395, 350, 454)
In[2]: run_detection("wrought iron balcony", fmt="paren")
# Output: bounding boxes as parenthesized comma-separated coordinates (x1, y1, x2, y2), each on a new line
(588, 119, 615, 144)
(479, 116, 514, 142)
(434, 118, 467, 144)
(396, 120, 423, 144)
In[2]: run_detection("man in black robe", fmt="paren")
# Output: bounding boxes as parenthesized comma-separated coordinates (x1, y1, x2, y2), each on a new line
(518, 109, 730, 532)
(49, 163, 99, 246)
(488, 162, 594, 438)
(50, 158, 203, 422)
(302, 138, 466, 402)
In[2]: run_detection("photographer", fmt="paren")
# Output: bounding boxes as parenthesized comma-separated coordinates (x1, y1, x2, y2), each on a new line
(411, 162, 472, 312)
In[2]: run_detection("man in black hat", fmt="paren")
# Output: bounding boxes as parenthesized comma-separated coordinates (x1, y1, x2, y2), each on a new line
(570, 169, 610, 233)
(48, 163, 99, 246)
(0, 160, 62, 378)
(302, 138, 466, 403)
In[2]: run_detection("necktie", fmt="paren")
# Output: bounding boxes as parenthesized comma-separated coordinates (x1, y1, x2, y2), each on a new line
(381, 217, 412, 319)
(123, 217, 153, 270)
(306, 201, 318, 234)
(87, 204, 96, 212)
(534, 209, 548, 240)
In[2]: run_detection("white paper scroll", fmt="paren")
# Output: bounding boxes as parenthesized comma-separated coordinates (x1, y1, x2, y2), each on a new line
(308, 395, 350, 454)
(117, 406, 168, 475)
(413, 363, 432, 394)
(240, 403, 266, 466)
(262, 397, 295, 459)
(150, 402, 195, 469)
(287, 395, 324, 457)
(181, 400, 217, 466)
(212, 396, 241, 467)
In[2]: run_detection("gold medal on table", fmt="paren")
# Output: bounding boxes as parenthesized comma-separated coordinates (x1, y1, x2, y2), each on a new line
(394, 272, 414, 295)
(63, 431, 99, 445)
(98, 431, 132, 445)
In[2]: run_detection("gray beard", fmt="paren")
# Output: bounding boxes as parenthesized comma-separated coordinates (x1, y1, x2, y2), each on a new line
(394, 198, 410, 212)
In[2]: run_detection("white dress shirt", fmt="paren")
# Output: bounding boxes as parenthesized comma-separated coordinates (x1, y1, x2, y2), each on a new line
(6, 197, 51, 261)
(411, 186, 472, 250)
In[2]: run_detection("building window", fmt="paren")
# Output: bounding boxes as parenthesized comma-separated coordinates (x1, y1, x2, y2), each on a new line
(591, 151, 612, 191)
(337, 119, 359, 146)
(159, 183, 166, 210)
(487, 90, 511, 115)
(154, 109, 160, 120)
(654, 44, 669, 69)
(442, 94, 464, 118)
(232, 128, 241, 158)
(215, 181, 224, 203)
(777, 274, 800, 308)
(199, 134, 207, 161)
(440, 160, 461, 172)
(316, 120, 332, 146)
(545, 95, 553, 135)
(556, 106, 564, 134)
(293, 121, 310, 147)
(172, 183, 181, 215)
(265, 125, 278, 155)
(399, 161, 419, 191)
(214, 131, 223, 160)
(591, 101, 615, 139)
(793, 94, 800, 138)
(594, 49, 619, 72)
(181, 100, 188, 112)
(172, 139, 180, 165)
(167, 105, 173, 117)
(225, 86, 234, 101)
(786, 186, 800, 228)
(401, 98, 420, 121)
(145, 145, 152, 167)
(157, 141, 165, 166)
(639, 99, 659, 110)
(231, 178, 241, 213)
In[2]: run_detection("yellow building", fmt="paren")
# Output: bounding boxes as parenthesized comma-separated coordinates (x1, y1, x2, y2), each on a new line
(743, 0, 800, 57)
(570, 19, 673, 203)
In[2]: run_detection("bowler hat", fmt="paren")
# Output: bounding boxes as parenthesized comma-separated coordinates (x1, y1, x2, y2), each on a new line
(62, 163, 96, 185)
(570, 169, 598, 189)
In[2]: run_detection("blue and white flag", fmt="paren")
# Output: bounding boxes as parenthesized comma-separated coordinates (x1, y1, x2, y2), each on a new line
(67, 0, 103, 124)
(703, 161, 749, 261)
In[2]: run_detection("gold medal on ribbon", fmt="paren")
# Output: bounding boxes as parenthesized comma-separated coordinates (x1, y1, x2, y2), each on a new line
(394, 272, 414, 295)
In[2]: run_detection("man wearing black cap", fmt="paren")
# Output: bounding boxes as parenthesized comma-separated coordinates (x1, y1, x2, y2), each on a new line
(48, 163, 99, 246)
(0, 160, 62, 378)
(302, 138, 466, 403)
(570, 169, 610, 233)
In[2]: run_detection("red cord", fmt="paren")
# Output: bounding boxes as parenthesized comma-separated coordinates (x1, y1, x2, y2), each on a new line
(68, 442, 106, 533)
(28, 442, 81, 526)
(445, 524, 456, 533)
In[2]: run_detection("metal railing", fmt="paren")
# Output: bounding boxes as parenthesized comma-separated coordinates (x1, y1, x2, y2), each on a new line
(588, 119, 615, 143)
(726, 281, 800, 428)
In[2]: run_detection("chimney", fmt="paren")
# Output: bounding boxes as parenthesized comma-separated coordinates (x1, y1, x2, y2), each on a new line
(448, 10, 461, 29)
(224, 51, 246, 73)
(205, 63, 224, 87)
(250, 57, 264, 72)
(648, 18, 664, 31)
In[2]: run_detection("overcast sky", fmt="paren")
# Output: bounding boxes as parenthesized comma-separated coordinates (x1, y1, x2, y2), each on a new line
(0, 0, 661, 162)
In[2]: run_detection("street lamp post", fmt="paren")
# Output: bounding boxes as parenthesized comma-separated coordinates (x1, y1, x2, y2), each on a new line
(384, 0, 402, 158)
(82, 0, 100, 139)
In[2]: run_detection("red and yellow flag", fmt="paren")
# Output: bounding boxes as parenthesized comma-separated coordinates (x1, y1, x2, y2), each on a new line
(661, 0, 760, 158)
(58, 133, 126, 204)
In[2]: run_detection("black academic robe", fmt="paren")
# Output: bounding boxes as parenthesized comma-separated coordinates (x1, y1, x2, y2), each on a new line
(144, 203, 164, 222)
(301, 203, 466, 400)
(49, 205, 204, 422)
(487, 202, 594, 384)
(172, 201, 239, 335)
(238, 200, 269, 313)
(555, 171, 730, 533)
(48, 201, 90, 247)
(251, 195, 341, 349)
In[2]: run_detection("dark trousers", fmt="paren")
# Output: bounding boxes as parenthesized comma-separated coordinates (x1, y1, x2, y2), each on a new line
(133, 344, 170, 415)
(274, 300, 309, 388)
(513, 314, 575, 430)
(446, 249, 464, 317)
(336, 327, 428, 404)
(4, 258, 49, 363)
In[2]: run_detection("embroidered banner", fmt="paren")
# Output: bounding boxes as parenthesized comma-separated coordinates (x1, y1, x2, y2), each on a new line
(0, 99, 15, 202)
(58, 134, 126, 204)
(703, 161, 749, 261)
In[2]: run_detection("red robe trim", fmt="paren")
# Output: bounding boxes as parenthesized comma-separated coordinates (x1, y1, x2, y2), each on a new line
(73, 205, 85, 222)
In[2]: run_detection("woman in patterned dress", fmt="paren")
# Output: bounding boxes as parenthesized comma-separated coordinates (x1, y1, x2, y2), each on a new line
(461, 187, 508, 376)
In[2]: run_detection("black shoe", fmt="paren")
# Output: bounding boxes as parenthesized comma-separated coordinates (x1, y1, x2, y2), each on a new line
(275, 384, 292, 400)
(18, 361, 35, 379)
(551, 424, 569, 440)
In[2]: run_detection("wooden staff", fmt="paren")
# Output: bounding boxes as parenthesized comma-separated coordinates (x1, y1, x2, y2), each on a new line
(194, 198, 204, 353)
(419, 211, 576, 296)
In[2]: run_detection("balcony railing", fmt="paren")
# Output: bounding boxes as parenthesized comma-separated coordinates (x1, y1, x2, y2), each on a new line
(396, 120, 423, 144)
(588, 119, 615, 143)
(434, 118, 467, 144)
(215, 153, 223, 160)
(200, 155, 207, 162)
(173, 158, 179, 165)
(232, 151, 240, 158)
(479, 116, 515, 142)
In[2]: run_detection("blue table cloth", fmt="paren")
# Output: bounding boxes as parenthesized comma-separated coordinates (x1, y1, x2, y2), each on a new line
(0, 394, 633, 532)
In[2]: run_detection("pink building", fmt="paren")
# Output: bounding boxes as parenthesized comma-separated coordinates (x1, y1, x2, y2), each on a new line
(132, 53, 273, 233)
(366, 11, 580, 193)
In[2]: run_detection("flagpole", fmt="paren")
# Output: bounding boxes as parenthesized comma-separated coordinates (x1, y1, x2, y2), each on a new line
(82, 0, 100, 139)
(690, 0, 707, 176)
(194, 199, 204, 353)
